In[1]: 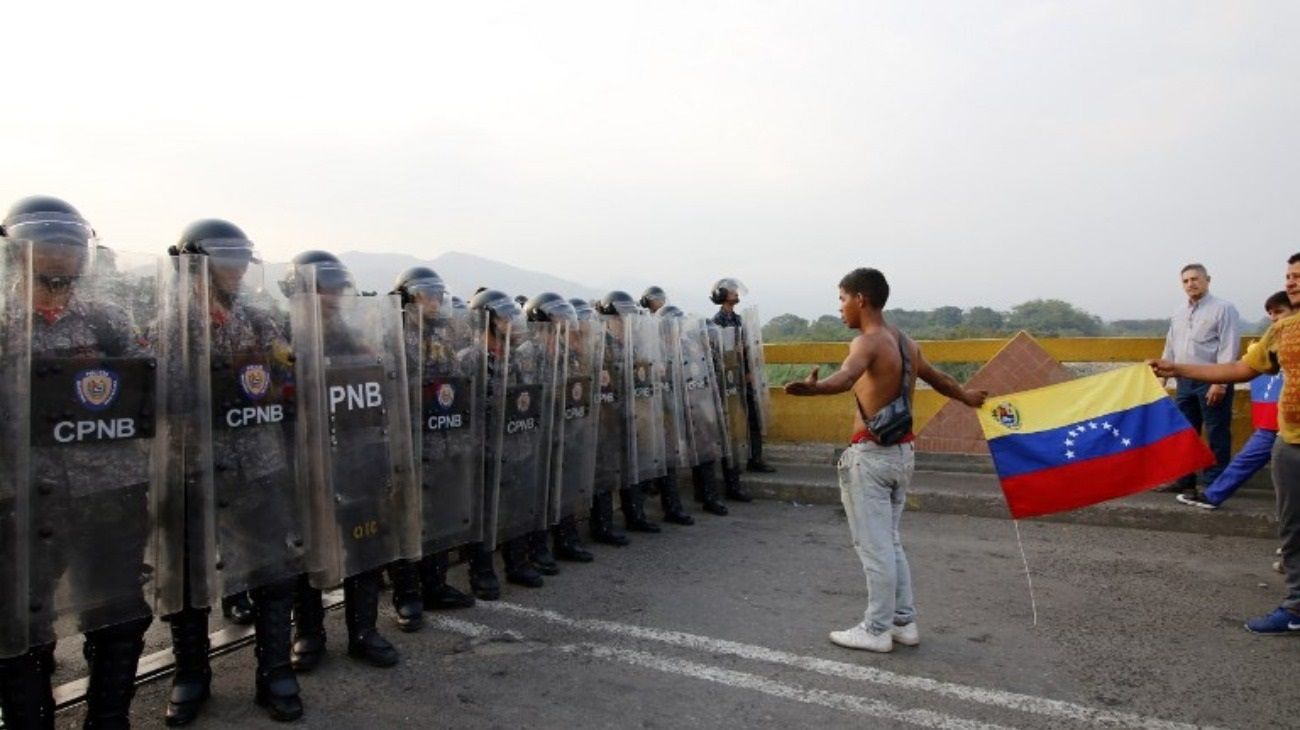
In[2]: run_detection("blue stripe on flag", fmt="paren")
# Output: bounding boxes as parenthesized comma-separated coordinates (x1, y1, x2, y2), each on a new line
(987, 398, 1191, 479)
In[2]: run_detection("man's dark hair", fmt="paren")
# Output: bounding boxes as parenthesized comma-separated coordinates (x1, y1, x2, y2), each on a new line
(839, 268, 889, 309)
(1288, 252, 1300, 265)
(1180, 263, 1208, 277)
(1266, 290, 1292, 312)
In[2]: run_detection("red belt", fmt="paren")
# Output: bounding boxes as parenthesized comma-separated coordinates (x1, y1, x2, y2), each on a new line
(850, 429, 915, 445)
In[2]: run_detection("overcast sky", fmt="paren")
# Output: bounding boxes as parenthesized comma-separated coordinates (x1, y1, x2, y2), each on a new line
(3, 1, 1294, 321)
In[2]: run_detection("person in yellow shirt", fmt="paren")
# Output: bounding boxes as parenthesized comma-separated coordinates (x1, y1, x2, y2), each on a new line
(1151, 253, 1300, 635)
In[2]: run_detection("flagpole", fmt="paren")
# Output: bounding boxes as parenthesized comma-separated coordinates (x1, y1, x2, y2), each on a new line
(1012, 519, 1039, 627)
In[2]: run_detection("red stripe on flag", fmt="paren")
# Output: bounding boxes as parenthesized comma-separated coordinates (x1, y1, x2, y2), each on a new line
(1252, 402, 1278, 431)
(999, 429, 1215, 519)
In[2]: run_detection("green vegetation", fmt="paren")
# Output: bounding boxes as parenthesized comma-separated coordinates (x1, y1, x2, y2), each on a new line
(762, 299, 1271, 343)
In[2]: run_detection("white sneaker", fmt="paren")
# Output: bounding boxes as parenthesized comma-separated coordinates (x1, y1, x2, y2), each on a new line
(829, 623, 893, 652)
(891, 622, 920, 647)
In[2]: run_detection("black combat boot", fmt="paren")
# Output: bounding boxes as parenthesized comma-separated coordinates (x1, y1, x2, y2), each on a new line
(163, 608, 211, 726)
(0, 644, 56, 730)
(344, 572, 400, 668)
(290, 575, 326, 673)
(82, 616, 150, 730)
(692, 462, 728, 516)
(419, 552, 475, 610)
(552, 515, 594, 562)
(621, 485, 661, 533)
(504, 537, 544, 588)
(722, 465, 754, 502)
(659, 473, 695, 525)
(467, 542, 501, 601)
(252, 581, 304, 722)
(590, 491, 629, 546)
(387, 560, 425, 632)
(528, 530, 560, 576)
(221, 591, 255, 626)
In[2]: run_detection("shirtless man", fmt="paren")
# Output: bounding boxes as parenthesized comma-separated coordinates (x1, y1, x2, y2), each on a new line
(785, 268, 986, 652)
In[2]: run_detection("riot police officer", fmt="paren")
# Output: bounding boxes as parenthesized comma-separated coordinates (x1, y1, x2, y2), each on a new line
(597, 291, 664, 535)
(526, 293, 600, 568)
(387, 267, 477, 617)
(281, 251, 406, 671)
(0, 196, 157, 729)
(159, 219, 304, 724)
(467, 290, 552, 590)
(709, 278, 767, 502)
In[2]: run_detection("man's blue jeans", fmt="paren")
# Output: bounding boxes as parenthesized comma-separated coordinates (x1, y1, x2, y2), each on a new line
(1175, 379, 1235, 489)
(1203, 429, 1276, 505)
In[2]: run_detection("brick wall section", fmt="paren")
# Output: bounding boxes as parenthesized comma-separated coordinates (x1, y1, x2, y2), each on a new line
(915, 331, 1074, 455)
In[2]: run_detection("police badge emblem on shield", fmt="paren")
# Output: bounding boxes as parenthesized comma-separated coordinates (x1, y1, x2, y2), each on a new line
(74, 368, 119, 412)
(571, 381, 583, 403)
(437, 382, 456, 409)
(992, 402, 1021, 431)
(516, 389, 532, 414)
(599, 369, 611, 388)
(239, 363, 271, 401)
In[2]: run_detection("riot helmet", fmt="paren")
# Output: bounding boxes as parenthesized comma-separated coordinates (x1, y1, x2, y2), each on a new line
(569, 297, 596, 321)
(2, 195, 97, 292)
(639, 286, 667, 312)
(173, 218, 261, 300)
(708, 277, 747, 305)
(597, 290, 639, 316)
(392, 266, 450, 319)
(278, 250, 355, 298)
(525, 292, 577, 323)
(656, 304, 685, 319)
(469, 288, 526, 342)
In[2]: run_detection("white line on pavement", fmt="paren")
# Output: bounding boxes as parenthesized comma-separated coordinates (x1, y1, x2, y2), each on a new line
(432, 617, 1015, 730)
(478, 602, 1214, 730)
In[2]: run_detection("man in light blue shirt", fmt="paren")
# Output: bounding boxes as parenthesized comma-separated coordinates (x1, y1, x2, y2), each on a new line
(1159, 263, 1241, 496)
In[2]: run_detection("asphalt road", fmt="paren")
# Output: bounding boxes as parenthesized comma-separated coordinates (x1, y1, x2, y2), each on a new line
(54, 499, 1297, 729)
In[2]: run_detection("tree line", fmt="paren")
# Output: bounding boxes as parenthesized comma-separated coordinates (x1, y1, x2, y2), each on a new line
(761, 298, 1271, 343)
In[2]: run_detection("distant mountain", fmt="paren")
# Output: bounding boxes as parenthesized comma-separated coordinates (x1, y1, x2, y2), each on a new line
(263, 250, 604, 304)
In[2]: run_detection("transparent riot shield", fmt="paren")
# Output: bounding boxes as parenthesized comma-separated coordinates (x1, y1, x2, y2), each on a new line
(657, 316, 691, 471)
(0, 242, 32, 657)
(484, 319, 557, 547)
(163, 253, 306, 610)
(17, 245, 180, 652)
(554, 318, 604, 522)
(740, 306, 772, 436)
(292, 275, 420, 589)
(629, 313, 667, 484)
(678, 318, 724, 467)
(594, 314, 633, 495)
(408, 304, 486, 554)
(712, 323, 750, 469)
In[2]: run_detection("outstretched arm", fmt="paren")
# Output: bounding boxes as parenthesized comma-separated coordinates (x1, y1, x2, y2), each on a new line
(915, 347, 987, 408)
(1148, 359, 1259, 384)
(784, 336, 871, 396)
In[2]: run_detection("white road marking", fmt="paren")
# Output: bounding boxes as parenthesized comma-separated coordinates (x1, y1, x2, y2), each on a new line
(478, 602, 1213, 730)
(433, 617, 1014, 730)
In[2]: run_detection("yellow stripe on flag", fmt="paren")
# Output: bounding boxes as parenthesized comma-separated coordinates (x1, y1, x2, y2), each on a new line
(977, 364, 1166, 439)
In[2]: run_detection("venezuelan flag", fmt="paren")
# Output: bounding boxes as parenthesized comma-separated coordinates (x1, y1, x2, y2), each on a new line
(977, 364, 1214, 519)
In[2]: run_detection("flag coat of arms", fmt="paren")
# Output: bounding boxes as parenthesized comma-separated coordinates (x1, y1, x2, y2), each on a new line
(977, 364, 1215, 519)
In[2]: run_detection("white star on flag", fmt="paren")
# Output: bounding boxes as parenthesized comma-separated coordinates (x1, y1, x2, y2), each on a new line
(1102, 421, 1111, 430)
(1122, 438, 1131, 446)
(1064, 439, 1074, 446)
(1065, 450, 1076, 459)
(1088, 422, 1098, 430)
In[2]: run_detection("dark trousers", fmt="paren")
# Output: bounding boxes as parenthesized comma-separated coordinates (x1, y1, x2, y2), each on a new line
(1174, 379, 1234, 489)
(1272, 440, 1300, 612)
